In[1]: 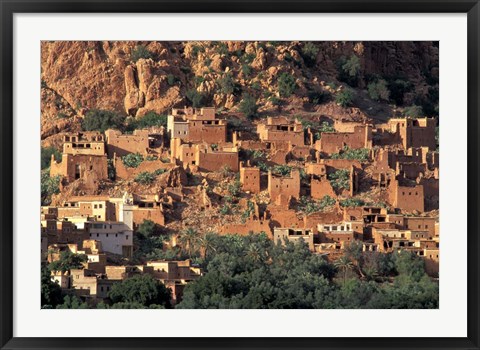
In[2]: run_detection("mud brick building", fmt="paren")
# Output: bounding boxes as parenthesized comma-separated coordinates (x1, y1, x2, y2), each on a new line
(316, 125, 372, 155)
(273, 227, 314, 251)
(239, 161, 261, 194)
(105, 129, 150, 158)
(386, 117, 436, 150)
(388, 180, 425, 213)
(50, 132, 108, 186)
(170, 138, 239, 172)
(268, 169, 301, 201)
(167, 107, 227, 144)
(257, 117, 305, 146)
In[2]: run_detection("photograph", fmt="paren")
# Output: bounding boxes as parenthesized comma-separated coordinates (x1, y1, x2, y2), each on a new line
(40, 40, 440, 310)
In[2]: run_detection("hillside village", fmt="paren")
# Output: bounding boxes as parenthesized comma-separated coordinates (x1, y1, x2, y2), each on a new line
(41, 41, 439, 309)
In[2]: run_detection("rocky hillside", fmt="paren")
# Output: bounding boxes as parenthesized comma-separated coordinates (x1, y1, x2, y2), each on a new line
(41, 41, 438, 141)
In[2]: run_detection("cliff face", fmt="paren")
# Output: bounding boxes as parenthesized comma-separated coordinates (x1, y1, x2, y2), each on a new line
(41, 41, 438, 139)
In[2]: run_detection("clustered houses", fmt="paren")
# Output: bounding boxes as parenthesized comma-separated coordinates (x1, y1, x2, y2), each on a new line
(43, 106, 440, 305)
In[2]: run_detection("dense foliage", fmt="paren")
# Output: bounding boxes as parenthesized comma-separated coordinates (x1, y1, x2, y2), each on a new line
(331, 147, 370, 162)
(298, 195, 336, 214)
(82, 109, 126, 133)
(335, 89, 354, 107)
(176, 235, 438, 309)
(238, 93, 258, 119)
(368, 79, 390, 101)
(127, 112, 167, 131)
(108, 274, 172, 308)
(41, 171, 61, 206)
(41, 146, 61, 170)
(278, 72, 297, 98)
(49, 251, 88, 273)
(121, 153, 144, 168)
(328, 169, 350, 191)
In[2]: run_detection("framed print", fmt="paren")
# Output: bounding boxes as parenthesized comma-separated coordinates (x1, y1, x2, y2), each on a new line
(1, 1, 479, 349)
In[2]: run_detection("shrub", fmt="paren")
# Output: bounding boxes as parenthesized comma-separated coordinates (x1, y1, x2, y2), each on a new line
(368, 79, 390, 101)
(238, 93, 258, 119)
(337, 54, 361, 86)
(217, 73, 236, 95)
(122, 153, 144, 168)
(135, 171, 156, 185)
(57, 112, 69, 119)
(301, 42, 319, 67)
(216, 42, 229, 55)
(403, 105, 423, 118)
(388, 79, 412, 105)
(107, 159, 116, 180)
(335, 89, 354, 107)
(314, 121, 335, 140)
(272, 164, 292, 176)
(331, 147, 370, 162)
(191, 45, 205, 57)
(153, 168, 166, 176)
(269, 96, 282, 106)
(328, 169, 350, 191)
(227, 181, 242, 198)
(128, 112, 167, 130)
(220, 204, 232, 215)
(82, 109, 126, 133)
(278, 72, 297, 97)
(186, 89, 204, 108)
(299, 195, 336, 214)
(340, 197, 365, 207)
(307, 90, 330, 105)
(41, 172, 61, 206)
(241, 64, 252, 77)
(41, 146, 61, 170)
(167, 74, 177, 86)
(131, 45, 154, 62)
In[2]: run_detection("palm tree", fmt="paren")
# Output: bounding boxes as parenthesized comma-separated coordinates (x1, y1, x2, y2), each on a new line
(199, 232, 217, 259)
(334, 255, 354, 287)
(246, 243, 263, 264)
(177, 228, 201, 258)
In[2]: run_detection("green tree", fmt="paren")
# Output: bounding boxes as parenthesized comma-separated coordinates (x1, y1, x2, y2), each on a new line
(301, 42, 319, 67)
(186, 89, 204, 108)
(334, 255, 354, 287)
(335, 89, 354, 107)
(41, 171, 61, 206)
(131, 45, 154, 62)
(56, 295, 89, 309)
(41, 265, 63, 308)
(278, 72, 297, 97)
(338, 54, 361, 86)
(238, 93, 258, 119)
(49, 251, 88, 274)
(178, 228, 202, 258)
(368, 79, 390, 101)
(217, 73, 237, 95)
(82, 109, 126, 133)
(136, 219, 159, 237)
(128, 112, 167, 130)
(108, 274, 171, 308)
(41, 147, 61, 170)
(403, 105, 423, 118)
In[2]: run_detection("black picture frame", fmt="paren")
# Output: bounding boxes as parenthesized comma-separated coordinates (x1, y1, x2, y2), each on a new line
(1, 1, 479, 349)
